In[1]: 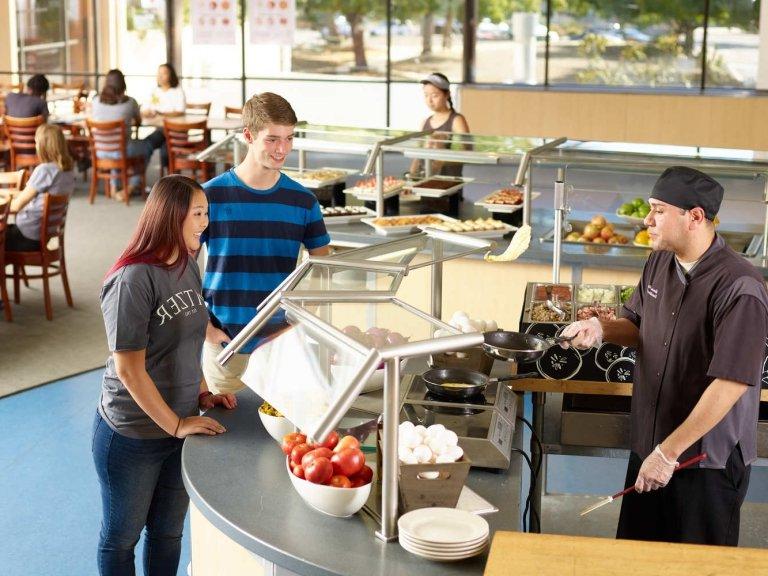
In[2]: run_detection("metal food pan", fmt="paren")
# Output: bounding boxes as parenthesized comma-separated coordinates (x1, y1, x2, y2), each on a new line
(574, 284, 617, 306)
(525, 300, 574, 324)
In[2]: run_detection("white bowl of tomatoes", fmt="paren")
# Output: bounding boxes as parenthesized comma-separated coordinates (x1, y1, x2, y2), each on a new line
(283, 432, 374, 518)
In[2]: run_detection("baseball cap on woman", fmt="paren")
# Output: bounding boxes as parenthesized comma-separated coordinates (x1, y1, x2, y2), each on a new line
(420, 73, 450, 91)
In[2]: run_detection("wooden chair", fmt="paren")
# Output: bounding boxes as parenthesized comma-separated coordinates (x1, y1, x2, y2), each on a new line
(86, 118, 146, 205)
(3, 115, 44, 171)
(0, 169, 26, 198)
(186, 102, 211, 117)
(0, 198, 11, 321)
(224, 105, 242, 118)
(6, 193, 73, 321)
(163, 118, 213, 180)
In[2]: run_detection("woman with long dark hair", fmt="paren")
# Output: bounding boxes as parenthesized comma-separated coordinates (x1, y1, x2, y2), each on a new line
(93, 175, 236, 575)
(90, 69, 153, 201)
(409, 72, 471, 179)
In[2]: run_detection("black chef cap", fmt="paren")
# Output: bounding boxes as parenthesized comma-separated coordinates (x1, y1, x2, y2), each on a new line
(650, 166, 723, 221)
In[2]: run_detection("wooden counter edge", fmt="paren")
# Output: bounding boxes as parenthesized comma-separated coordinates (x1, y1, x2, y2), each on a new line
(484, 531, 768, 576)
(508, 378, 768, 402)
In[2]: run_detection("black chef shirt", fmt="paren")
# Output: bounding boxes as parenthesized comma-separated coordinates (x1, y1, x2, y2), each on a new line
(621, 235, 768, 468)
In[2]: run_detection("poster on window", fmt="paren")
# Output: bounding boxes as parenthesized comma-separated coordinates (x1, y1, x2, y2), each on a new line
(192, 0, 236, 45)
(249, 0, 295, 46)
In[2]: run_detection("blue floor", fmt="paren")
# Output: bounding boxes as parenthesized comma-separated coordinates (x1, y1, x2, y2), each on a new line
(0, 370, 191, 576)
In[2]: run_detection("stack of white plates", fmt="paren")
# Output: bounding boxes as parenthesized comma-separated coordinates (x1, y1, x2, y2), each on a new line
(397, 508, 490, 561)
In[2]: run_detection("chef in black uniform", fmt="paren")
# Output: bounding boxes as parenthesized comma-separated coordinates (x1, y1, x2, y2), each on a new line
(561, 166, 768, 545)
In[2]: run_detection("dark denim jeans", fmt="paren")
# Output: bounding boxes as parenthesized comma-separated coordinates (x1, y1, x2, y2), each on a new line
(92, 412, 189, 576)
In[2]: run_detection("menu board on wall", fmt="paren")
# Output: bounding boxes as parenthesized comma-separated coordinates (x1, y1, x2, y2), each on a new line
(249, 0, 296, 46)
(192, 0, 237, 45)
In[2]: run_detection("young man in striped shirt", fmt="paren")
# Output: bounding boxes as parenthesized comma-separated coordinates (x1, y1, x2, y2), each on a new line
(201, 92, 330, 394)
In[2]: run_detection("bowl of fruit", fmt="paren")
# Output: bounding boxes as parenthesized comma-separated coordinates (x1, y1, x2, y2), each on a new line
(258, 402, 295, 443)
(616, 198, 651, 224)
(283, 432, 374, 518)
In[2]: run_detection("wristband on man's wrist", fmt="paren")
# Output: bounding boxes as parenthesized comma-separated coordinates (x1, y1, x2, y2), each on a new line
(198, 391, 213, 403)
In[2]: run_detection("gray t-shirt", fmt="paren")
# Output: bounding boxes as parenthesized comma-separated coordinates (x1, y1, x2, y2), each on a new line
(99, 258, 207, 439)
(15, 163, 75, 240)
(4, 92, 49, 119)
(91, 95, 140, 144)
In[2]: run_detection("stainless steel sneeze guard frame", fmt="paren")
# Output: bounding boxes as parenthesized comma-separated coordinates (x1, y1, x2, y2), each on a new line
(212, 233, 494, 543)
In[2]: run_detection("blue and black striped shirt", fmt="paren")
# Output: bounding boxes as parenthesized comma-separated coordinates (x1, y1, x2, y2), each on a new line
(202, 169, 330, 352)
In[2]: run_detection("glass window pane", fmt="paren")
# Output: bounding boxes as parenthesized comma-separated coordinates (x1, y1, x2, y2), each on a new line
(272, 0, 387, 78)
(66, 0, 95, 83)
(17, 0, 65, 46)
(118, 0, 168, 78)
(389, 0, 464, 83)
(182, 78, 243, 117)
(475, 5, 546, 84)
(180, 0, 243, 80)
(548, 2, 703, 88)
(705, 2, 759, 88)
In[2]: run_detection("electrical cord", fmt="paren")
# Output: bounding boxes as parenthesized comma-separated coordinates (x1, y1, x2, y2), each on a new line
(510, 447, 536, 532)
(516, 415, 544, 532)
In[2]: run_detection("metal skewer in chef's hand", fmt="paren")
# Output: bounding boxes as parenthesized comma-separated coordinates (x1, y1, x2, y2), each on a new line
(579, 453, 708, 516)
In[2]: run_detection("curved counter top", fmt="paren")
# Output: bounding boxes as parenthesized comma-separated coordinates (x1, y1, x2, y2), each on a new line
(182, 388, 522, 576)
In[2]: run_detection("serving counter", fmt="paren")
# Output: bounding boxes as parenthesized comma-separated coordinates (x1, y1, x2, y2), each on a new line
(182, 388, 523, 576)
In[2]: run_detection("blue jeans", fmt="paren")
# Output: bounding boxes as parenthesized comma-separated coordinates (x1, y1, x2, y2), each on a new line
(92, 412, 189, 576)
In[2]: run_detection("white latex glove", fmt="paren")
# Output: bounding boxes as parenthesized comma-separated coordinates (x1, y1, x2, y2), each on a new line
(559, 317, 603, 350)
(635, 445, 679, 492)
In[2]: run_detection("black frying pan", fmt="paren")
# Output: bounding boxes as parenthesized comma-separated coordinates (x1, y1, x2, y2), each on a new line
(422, 368, 539, 400)
(482, 330, 573, 363)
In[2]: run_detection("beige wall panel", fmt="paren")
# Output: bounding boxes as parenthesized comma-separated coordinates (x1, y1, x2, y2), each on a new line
(463, 88, 768, 150)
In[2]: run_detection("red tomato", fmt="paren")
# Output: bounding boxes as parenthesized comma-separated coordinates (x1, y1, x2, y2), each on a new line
(329, 475, 352, 488)
(301, 447, 334, 469)
(290, 443, 313, 466)
(311, 430, 339, 450)
(281, 432, 307, 455)
(292, 464, 305, 479)
(304, 457, 333, 484)
(331, 448, 365, 477)
(349, 476, 366, 488)
(333, 435, 360, 453)
(349, 464, 373, 486)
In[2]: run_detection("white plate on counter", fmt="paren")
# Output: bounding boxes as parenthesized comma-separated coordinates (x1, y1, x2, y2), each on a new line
(361, 214, 457, 236)
(321, 206, 376, 225)
(281, 167, 358, 189)
(475, 191, 540, 214)
(406, 176, 473, 198)
(398, 507, 489, 544)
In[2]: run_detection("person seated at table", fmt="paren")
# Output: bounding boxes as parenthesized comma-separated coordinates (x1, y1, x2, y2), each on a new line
(141, 63, 187, 170)
(408, 72, 470, 180)
(90, 69, 153, 201)
(7, 124, 75, 251)
(4, 74, 50, 120)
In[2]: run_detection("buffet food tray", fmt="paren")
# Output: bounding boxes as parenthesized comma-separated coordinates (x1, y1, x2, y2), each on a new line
(321, 205, 376, 224)
(475, 190, 540, 214)
(343, 182, 404, 201)
(361, 214, 457, 236)
(281, 167, 358, 189)
(406, 176, 473, 198)
(419, 217, 516, 239)
(522, 282, 622, 325)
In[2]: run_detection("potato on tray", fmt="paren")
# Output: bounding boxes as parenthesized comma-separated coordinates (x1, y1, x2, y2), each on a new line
(370, 215, 444, 227)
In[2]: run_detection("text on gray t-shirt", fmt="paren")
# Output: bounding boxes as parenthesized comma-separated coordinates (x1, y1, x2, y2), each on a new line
(99, 258, 207, 439)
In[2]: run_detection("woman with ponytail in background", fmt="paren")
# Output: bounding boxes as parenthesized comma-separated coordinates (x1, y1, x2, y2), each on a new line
(409, 72, 471, 179)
